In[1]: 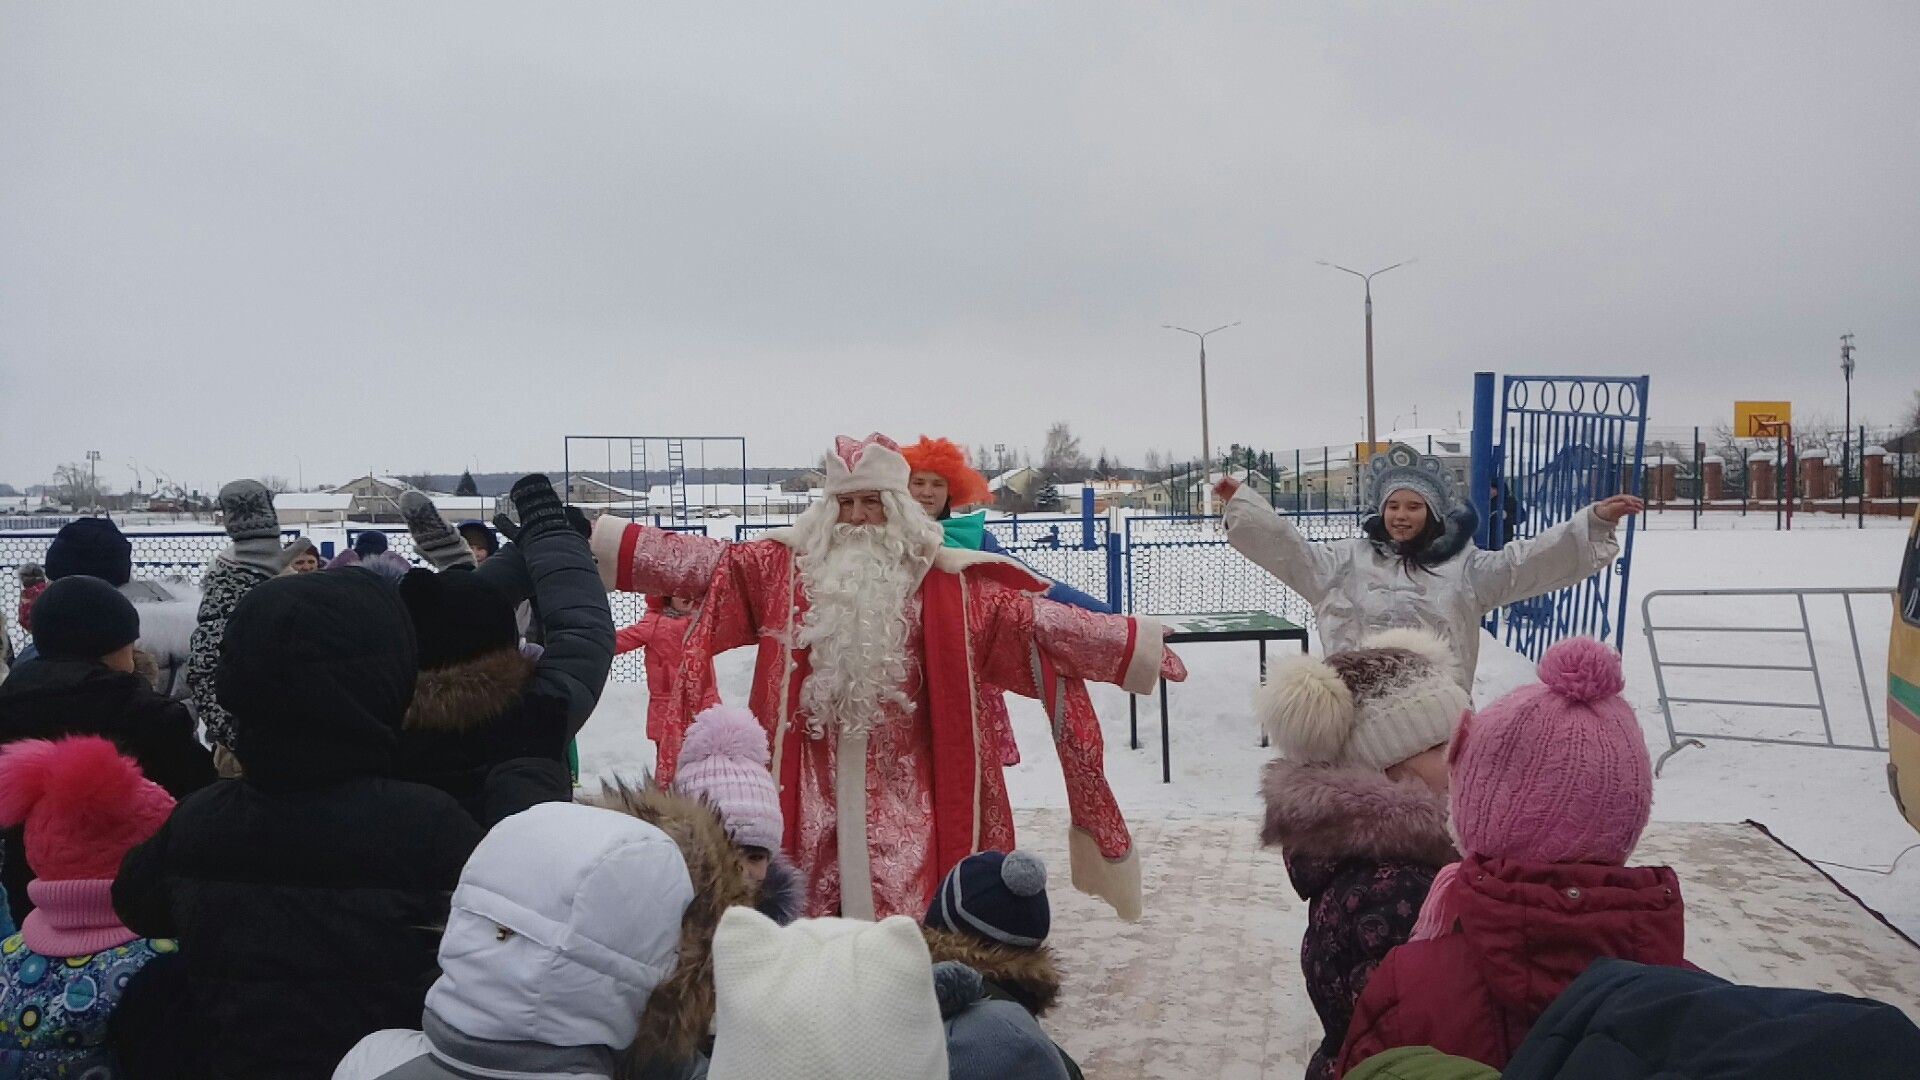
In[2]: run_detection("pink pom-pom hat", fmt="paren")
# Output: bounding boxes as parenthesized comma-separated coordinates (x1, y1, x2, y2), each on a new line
(1448, 637, 1651, 867)
(675, 705, 784, 850)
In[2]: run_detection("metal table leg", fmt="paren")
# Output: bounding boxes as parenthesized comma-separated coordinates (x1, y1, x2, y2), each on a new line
(1258, 638, 1269, 748)
(1160, 677, 1171, 784)
(1129, 695, 1139, 750)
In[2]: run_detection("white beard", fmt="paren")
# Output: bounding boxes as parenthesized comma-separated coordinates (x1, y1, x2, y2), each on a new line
(794, 512, 938, 739)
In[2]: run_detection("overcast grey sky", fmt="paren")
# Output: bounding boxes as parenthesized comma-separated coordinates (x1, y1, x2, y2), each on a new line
(3, 2, 1916, 492)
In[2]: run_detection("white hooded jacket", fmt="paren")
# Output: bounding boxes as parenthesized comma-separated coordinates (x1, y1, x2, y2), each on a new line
(334, 802, 696, 1080)
(1223, 485, 1620, 685)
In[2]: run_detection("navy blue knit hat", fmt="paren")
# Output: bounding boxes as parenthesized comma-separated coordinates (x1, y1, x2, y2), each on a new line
(31, 576, 140, 660)
(44, 518, 133, 587)
(352, 531, 390, 558)
(925, 850, 1050, 948)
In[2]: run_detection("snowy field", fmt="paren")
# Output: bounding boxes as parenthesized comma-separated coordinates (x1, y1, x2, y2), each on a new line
(578, 516, 1920, 939)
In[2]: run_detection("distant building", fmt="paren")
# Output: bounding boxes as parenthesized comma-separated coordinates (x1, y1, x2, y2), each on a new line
(989, 467, 1047, 511)
(328, 475, 435, 522)
(273, 492, 355, 526)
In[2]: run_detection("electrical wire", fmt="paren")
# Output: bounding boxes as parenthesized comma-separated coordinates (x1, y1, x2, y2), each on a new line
(1810, 843, 1920, 876)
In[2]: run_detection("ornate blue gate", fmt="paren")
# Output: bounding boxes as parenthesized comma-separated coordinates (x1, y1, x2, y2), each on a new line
(1473, 372, 1650, 659)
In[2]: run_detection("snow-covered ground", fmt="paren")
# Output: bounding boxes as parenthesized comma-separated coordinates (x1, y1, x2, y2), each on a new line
(577, 516, 1920, 936)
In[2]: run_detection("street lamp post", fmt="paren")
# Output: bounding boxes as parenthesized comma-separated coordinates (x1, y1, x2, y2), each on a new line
(1841, 333, 1856, 522)
(1320, 259, 1415, 449)
(85, 449, 101, 512)
(1163, 321, 1240, 516)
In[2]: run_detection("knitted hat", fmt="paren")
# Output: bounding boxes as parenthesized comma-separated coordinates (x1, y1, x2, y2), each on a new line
(822, 433, 911, 496)
(903, 437, 992, 509)
(427, 802, 695, 1054)
(933, 962, 1072, 1080)
(30, 575, 141, 660)
(1258, 628, 1468, 772)
(18, 562, 46, 585)
(0, 736, 174, 879)
(675, 705, 784, 850)
(925, 849, 1051, 948)
(0, 736, 174, 955)
(1450, 637, 1650, 865)
(1366, 442, 1462, 518)
(45, 517, 133, 586)
(708, 908, 946, 1080)
(353, 530, 390, 557)
(399, 567, 519, 670)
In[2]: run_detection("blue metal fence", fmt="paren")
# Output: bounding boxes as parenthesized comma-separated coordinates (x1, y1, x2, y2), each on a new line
(1475, 371, 1650, 659)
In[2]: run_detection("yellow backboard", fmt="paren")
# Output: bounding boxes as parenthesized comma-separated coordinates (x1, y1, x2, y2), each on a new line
(1734, 401, 1793, 438)
(1355, 441, 1392, 463)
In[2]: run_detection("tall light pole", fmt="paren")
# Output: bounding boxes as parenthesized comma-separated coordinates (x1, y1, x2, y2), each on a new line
(1163, 321, 1240, 516)
(1840, 332, 1856, 507)
(1320, 259, 1414, 450)
(85, 449, 101, 512)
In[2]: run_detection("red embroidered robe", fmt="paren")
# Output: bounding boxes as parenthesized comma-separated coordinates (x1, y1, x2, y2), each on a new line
(590, 517, 1176, 920)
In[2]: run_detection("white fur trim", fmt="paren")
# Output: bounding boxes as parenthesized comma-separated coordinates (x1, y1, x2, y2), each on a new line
(1361, 627, 1460, 679)
(1069, 826, 1142, 921)
(835, 728, 876, 920)
(1121, 615, 1165, 696)
(1257, 655, 1355, 764)
(589, 515, 630, 592)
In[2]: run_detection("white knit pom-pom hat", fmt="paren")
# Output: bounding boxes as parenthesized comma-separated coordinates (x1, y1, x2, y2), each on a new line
(1257, 628, 1469, 771)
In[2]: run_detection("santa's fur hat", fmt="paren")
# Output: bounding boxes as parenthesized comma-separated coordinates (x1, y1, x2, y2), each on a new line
(823, 433, 911, 496)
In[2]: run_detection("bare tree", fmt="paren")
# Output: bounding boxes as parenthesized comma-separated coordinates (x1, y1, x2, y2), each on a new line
(1142, 448, 1165, 474)
(1041, 422, 1091, 477)
(1906, 390, 1920, 432)
(259, 475, 293, 495)
(49, 463, 111, 508)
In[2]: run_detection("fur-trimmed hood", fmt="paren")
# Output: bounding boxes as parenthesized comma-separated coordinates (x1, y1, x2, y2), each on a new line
(404, 649, 535, 735)
(756, 851, 804, 927)
(1362, 504, 1480, 567)
(583, 777, 755, 1072)
(922, 927, 1063, 1018)
(1261, 758, 1456, 872)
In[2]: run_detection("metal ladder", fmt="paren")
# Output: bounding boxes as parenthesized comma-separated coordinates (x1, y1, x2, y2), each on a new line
(628, 440, 649, 520)
(666, 439, 691, 525)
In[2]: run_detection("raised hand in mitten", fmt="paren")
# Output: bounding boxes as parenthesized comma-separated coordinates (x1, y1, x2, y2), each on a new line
(400, 491, 477, 570)
(219, 480, 306, 576)
(505, 474, 593, 548)
(492, 504, 592, 547)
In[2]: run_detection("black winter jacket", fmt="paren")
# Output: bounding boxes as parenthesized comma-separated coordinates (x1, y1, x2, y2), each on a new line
(113, 570, 486, 1080)
(1504, 957, 1920, 1080)
(0, 656, 216, 923)
(396, 532, 612, 823)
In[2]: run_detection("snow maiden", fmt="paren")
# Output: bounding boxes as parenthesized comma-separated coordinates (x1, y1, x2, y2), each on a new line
(1219, 443, 1641, 685)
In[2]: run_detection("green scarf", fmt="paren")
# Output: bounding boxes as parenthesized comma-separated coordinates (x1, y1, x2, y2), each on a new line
(941, 510, 987, 551)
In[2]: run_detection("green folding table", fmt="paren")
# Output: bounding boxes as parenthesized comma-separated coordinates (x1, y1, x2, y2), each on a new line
(1129, 611, 1309, 783)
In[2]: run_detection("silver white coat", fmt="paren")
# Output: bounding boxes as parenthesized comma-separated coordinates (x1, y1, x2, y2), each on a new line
(1222, 485, 1620, 685)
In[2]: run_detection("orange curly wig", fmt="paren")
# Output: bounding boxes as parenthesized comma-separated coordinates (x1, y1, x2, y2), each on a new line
(902, 437, 992, 509)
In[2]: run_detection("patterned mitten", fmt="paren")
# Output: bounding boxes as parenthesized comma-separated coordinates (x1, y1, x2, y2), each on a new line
(400, 491, 477, 570)
(507, 473, 576, 548)
(219, 480, 305, 576)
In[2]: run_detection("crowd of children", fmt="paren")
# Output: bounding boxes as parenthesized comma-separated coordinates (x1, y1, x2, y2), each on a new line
(3, 454, 1918, 1078)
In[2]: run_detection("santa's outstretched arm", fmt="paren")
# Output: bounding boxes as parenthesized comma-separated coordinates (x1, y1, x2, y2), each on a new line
(979, 591, 1186, 697)
(586, 514, 728, 597)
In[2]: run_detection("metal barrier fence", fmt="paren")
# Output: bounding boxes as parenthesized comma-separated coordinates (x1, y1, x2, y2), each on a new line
(1642, 586, 1895, 775)
(1, 529, 297, 652)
